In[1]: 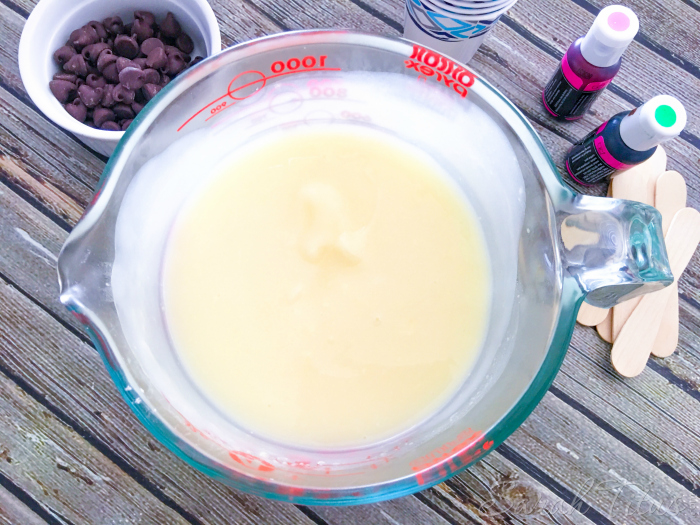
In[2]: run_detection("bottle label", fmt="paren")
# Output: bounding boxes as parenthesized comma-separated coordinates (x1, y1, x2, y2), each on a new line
(542, 56, 610, 119)
(566, 131, 634, 185)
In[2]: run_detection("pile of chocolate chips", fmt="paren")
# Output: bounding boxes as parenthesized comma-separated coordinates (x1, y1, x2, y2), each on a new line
(50, 11, 203, 131)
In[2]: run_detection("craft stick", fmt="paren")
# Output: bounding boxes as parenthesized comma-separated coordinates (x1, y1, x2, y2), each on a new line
(654, 171, 687, 237)
(577, 304, 609, 326)
(651, 171, 687, 358)
(611, 208, 700, 377)
(597, 311, 613, 343)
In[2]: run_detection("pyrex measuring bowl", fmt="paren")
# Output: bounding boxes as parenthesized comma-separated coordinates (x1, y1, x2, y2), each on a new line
(57, 31, 672, 505)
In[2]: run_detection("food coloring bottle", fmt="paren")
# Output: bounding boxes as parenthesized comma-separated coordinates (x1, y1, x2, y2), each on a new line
(565, 95, 687, 185)
(543, 5, 638, 120)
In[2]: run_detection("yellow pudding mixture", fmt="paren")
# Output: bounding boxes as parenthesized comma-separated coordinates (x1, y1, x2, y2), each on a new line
(162, 125, 491, 448)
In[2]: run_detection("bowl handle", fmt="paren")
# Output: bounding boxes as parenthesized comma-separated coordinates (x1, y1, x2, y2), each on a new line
(558, 194, 673, 308)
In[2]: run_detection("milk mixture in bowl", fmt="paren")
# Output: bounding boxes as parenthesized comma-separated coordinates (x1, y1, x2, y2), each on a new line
(162, 125, 492, 448)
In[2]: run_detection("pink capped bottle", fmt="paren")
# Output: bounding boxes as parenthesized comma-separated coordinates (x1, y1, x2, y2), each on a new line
(543, 5, 639, 120)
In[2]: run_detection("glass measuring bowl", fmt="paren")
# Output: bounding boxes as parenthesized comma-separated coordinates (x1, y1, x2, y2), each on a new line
(57, 30, 672, 505)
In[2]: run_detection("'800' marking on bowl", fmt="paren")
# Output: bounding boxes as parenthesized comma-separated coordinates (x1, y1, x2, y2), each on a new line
(177, 55, 340, 131)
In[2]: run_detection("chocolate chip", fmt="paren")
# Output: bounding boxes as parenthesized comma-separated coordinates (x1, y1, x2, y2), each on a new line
(53, 45, 76, 66)
(102, 62, 119, 83)
(189, 56, 204, 68)
(86, 73, 106, 88)
(176, 33, 194, 54)
(101, 120, 121, 131)
(140, 37, 163, 56)
(93, 107, 115, 127)
(142, 68, 160, 84)
(164, 45, 183, 58)
(133, 57, 148, 69)
(116, 57, 139, 72)
(86, 64, 100, 77)
(65, 99, 88, 122)
(145, 47, 167, 70)
(141, 83, 161, 101)
(82, 42, 110, 64)
(120, 119, 133, 130)
(102, 16, 124, 36)
(63, 54, 88, 77)
(112, 84, 135, 104)
(87, 21, 108, 41)
(101, 84, 115, 107)
(97, 49, 117, 71)
(131, 101, 145, 114)
(131, 18, 154, 43)
(69, 25, 99, 50)
(113, 103, 135, 120)
(165, 54, 186, 76)
(159, 12, 181, 39)
(78, 84, 104, 107)
(114, 34, 139, 59)
(119, 67, 145, 90)
(134, 10, 156, 27)
(53, 71, 78, 83)
(49, 80, 76, 103)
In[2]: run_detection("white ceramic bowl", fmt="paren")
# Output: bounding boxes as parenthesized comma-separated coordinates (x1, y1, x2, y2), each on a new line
(18, 0, 221, 157)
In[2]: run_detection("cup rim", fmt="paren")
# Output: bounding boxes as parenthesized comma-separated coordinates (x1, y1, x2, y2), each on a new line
(18, 0, 222, 142)
(412, 0, 516, 20)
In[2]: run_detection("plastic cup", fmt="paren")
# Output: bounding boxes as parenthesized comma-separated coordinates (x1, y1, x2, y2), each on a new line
(428, 0, 513, 16)
(403, 0, 517, 63)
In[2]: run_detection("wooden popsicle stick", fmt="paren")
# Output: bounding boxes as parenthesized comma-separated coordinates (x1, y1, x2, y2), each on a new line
(651, 170, 687, 358)
(655, 171, 687, 237)
(611, 145, 667, 204)
(654, 291, 679, 358)
(597, 311, 613, 343)
(577, 304, 609, 326)
(611, 208, 700, 377)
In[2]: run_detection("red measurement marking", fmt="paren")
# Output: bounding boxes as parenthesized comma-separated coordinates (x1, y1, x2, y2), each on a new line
(229, 451, 275, 472)
(409, 428, 484, 472)
(178, 63, 340, 131)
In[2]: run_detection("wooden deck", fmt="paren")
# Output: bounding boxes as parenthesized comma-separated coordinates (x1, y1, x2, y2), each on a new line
(1, 0, 700, 523)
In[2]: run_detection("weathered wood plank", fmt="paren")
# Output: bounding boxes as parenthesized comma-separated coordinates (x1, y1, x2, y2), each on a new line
(236, 0, 395, 35)
(0, 367, 190, 525)
(509, 392, 700, 524)
(0, 179, 79, 331)
(210, 0, 286, 47)
(563, 329, 700, 486)
(424, 454, 596, 524)
(507, 0, 700, 139)
(0, 484, 47, 525)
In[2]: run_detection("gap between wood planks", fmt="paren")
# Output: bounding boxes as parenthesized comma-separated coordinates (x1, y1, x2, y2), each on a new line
(2, 0, 700, 520)
(0, 470, 70, 525)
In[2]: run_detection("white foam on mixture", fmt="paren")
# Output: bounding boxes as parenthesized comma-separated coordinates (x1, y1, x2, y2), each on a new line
(111, 71, 525, 449)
